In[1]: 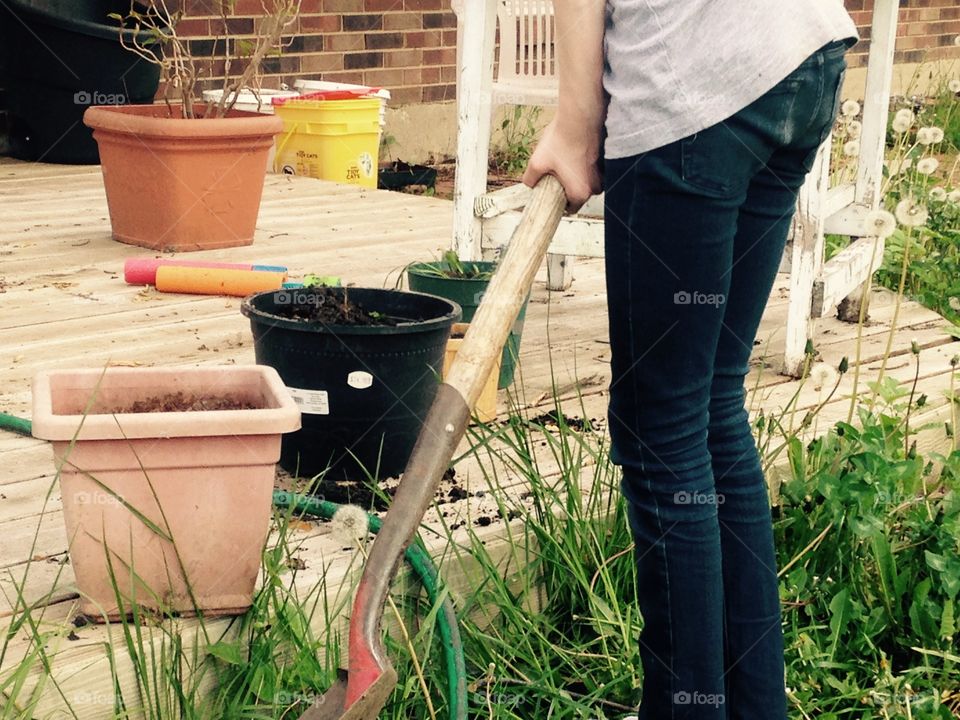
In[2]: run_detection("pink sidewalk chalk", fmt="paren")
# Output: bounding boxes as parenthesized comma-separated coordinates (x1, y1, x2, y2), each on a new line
(124, 258, 287, 285)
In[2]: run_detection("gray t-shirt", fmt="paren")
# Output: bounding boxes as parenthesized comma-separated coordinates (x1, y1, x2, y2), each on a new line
(603, 0, 859, 158)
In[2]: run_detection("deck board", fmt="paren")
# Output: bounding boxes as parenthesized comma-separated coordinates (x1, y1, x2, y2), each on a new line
(0, 158, 956, 717)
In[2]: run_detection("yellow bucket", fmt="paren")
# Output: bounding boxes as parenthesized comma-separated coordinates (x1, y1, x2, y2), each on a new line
(443, 323, 500, 424)
(273, 98, 381, 188)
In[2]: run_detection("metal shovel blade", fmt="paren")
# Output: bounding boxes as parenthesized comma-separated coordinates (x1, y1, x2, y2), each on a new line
(299, 667, 398, 720)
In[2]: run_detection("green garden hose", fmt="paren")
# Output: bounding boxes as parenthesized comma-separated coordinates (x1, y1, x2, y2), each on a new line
(271, 490, 468, 720)
(0, 413, 32, 436)
(0, 413, 468, 720)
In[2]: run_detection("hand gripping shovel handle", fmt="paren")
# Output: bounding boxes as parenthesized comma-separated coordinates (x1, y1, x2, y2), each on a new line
(298, 175, 566, 719)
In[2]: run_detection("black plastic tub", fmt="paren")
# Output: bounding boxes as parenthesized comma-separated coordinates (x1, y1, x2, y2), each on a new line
(0, 0, 161, 163)
(378, 161, 437, 190)
(241, 287, 461, 485)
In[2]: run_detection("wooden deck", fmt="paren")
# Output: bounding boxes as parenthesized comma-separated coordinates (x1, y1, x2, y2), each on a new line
(1, 157, 957, 718)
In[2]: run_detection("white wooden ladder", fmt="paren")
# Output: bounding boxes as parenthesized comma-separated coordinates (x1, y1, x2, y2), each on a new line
(452, 0, 901, 377)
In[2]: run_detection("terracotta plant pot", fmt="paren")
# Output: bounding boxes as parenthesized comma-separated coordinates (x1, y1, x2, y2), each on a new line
(31, 365, 300, 620)
(83, 104, 283, 252)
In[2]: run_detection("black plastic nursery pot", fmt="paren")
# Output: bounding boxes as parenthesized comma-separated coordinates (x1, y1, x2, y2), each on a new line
(0, 0, 161, 163)
(406, 260, 527, 388)
(241, 287, 461, 484)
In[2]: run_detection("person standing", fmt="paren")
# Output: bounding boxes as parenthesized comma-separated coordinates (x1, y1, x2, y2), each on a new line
(523, 2, 858, 717)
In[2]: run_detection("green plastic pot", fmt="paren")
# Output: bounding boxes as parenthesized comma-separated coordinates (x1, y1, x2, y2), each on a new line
(406, 260, 527, 388)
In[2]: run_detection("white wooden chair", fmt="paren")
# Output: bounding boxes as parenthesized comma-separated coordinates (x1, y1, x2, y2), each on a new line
(784, 1, 901, 375)
(452, 0, 595, 290)
(453, 0, 900, 376)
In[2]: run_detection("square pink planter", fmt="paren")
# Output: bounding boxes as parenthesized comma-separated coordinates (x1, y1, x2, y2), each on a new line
(31, 366, 300, 621)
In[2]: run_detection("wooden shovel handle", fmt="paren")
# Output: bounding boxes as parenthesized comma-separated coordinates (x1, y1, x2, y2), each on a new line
(445, 174, 566, 405)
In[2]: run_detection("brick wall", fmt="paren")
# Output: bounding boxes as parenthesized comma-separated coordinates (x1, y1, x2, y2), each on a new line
(178, 0, 458, 105)
(846, 0, 960, 69)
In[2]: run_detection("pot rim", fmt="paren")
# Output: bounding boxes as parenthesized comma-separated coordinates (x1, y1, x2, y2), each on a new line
(405, 260, 498, 282)
(83, 103, 284, 139)
(31, 365, 301, 441)
(241, 287, 462, 336)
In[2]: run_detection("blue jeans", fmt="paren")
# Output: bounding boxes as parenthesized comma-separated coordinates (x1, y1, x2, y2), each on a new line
(604, 41, 849, 720)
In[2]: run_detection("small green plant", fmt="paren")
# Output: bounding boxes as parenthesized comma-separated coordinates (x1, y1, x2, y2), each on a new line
(380, 132, 398, 164)
(492, 106, 542, 178)
(302, 274, 342, 288)
(409, 251, 496, 281)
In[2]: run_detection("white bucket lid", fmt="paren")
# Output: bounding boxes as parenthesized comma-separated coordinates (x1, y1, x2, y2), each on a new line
(293, 79, 391, 102)
(202, 88, 301, 114)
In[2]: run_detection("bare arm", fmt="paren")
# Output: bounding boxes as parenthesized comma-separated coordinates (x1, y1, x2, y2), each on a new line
(522, 0, 606, 210)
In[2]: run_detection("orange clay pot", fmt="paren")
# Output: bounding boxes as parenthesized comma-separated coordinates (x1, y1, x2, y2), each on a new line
(83, 104, 283, 252)
(31, 365, 300, 620)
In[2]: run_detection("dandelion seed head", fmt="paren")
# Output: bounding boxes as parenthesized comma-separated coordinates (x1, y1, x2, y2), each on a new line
(809, 363, 839, 392)
(950, 78, 960, 93)
(891, 116, 912, 134)
(894, 197, 929, 228)
(841, 99, 861, 118)
(842, 140, 860, 157)
(930, 186, 947, 202)
(949, 297, 960, 311)
(330, 504, 370, 545)
(916, 157, 939, 175)
(846, 120, 862, 138)
(916, 126, 944, 145)
(893, 108, 915, 133)
(948, 189, 960, 203)
(864, 209, 897, 238)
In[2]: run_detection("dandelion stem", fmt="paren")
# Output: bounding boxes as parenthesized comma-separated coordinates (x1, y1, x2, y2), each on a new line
(870, 227, 914, 411)
(847, 237, 882, 424)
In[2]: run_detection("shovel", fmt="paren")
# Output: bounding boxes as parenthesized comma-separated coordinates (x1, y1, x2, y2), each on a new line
(299, 174, 567, 720)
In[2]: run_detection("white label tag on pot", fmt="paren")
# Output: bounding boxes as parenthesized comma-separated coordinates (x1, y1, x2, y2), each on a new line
(347, 371, 374, 389)
(288, 387, 330, 415)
